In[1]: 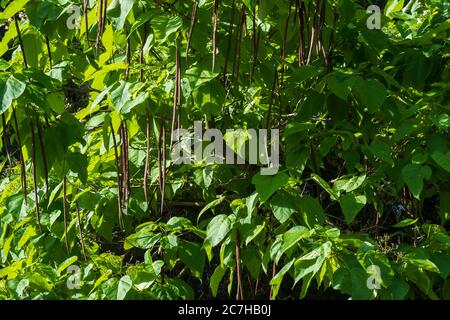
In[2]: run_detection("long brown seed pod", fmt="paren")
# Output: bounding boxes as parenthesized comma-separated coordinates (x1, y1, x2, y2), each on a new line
(14, 15, 28, 69)
(139, 19, 148, 82)
(185, 2, 198, 62)
(123, 121, 130, 209)
(170, 42, 181, 150)
(119, 122, 130, 214)
(161, 119, 166, 216)
(250, 7, 260, 80)
(83, 0, 89, 43)
(269, 262, 276, 299)
(235, 230, 244, 300)
(36, 121, 49, 195)
(280, 1, 293, 85)
(326, 9, 337, 73)
(45, 36, 52, 68)
(125, 38, 131, 79)
(102, 0, 107, 35)
(30, 122, 41, 229)
(157, 118, 166, 215)
(144, 110, 151, 204)
(212, 0, 219, 71)
(95, 0, 104, 55)
(232, 5, 246, 82)
(1, 114, 12, 166)
(12, 109, 27, 204)
(296, 0, 306, 65)
(75, 202, 87, 261)
(62, 175, 69, 252)
(223, 0, 235, 78)
(266, 69, 278, 130)
(111, 121, 124, 229)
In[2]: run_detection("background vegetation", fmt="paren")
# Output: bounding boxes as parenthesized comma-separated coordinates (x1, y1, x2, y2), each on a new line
(0, 0, 449, 300)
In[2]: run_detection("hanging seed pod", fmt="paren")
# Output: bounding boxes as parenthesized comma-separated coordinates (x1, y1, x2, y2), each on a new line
(212, 0, 220, 71)
(45, 36, 52, 68)
(280, 1, 293, 85)
(170, 42, 181, 150)
(111, 121, 123, 229)
(83, 0, 89, 43)
(75, 202, 87, 261)
(296, 0, 306, 65)
(1, 114, 12, 166)
(186, 2, 198, 62)
(232, 5, 246, 82)
(223, 0, 235, 78)
(14, 14, 28, 69)
(122, 121, 130, 210)
(62, 176, 69, 252)
(12, 109, 27, 204)
(157, 118, 166, 215)
(36, 121, 49, 195)
(266, 69, 278, 130)
(144, 110, 151, 204)
(30, 122, 41, 229)
(95, 0, 104, 55)
(125, 38, 131, 79)
(235, 230, 244, 300)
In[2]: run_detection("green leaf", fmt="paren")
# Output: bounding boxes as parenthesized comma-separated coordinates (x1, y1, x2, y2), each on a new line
(385, 0, 404, 18)
(295, 195, 326, 228)
(117, 0, 134, 30)
(311, 173, 339, 200)
(327, 73, 350, 101)
(432, 152, 450, 172)
(252, 172, 289, 202)
(283, 122, 315, 138)
(353, 79, 387, 113)
(393, 218, 419, 228)
(197, 195, 226, 222)
(294, 242, 332, 285)
(179, 241, 205, 280)
(128, 11, 153, 38)
(340, 194, 367, 224)
(0, 0, 31, 20)
(290, 65, 322, 84)
(185, 67, 219, 91)
(270, 194, 296, 224)
(117, 275, 133, 300)
(0, 75, 27, 114)
(57, 256, 78, 274)
(365, 141, 393, 165)
(210, 265, 227, 297)
(206, 214, 232, 247)
(17, 225, 36, 249)
(152, 15, 183, 44)
(269, 259, 295, 299)
(401, 164, 432, 199)
(281, 226, 311, 254)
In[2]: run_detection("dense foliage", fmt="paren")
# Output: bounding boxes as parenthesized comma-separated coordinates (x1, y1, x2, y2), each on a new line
(0, 0, 449, 300)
